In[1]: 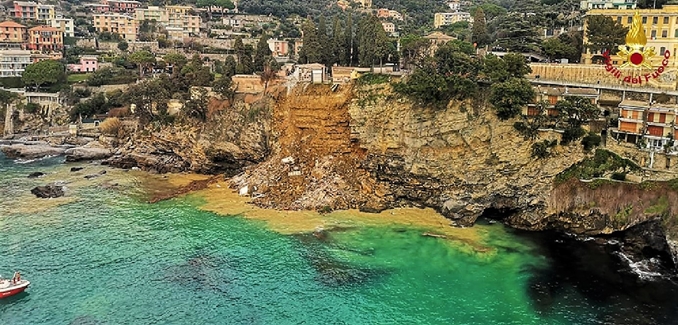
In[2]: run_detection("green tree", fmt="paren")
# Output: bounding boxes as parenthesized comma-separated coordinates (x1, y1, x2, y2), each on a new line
(400, 34, 430, 69)
(234, 36, 245, 64)
(128, 50, 156, 78)
(299, 19, 321, 64)
(117, 40, 128, 52)
(554, 96, 600, 127)
(126, 78, 171, 125)
(253, 34, 272, 72)
(357, 15, 389, 68)
(495, 15, 540, 53)
(183, 87, 209, 121)
(317, 15, 331, 66)
(489, 78, 535, 120)
(472, 8, 489, 46)
(22, 60, 65, 91)
(542, 37, 578, 62)
(585, 15, 628, 54)
(212, 76, 235, 100)
(503, 53, 532, 78)
(223, 56, 237, 77)
(331, 16, 344, 66)
(479, 54, 509, 83)
(163, 51, 188, 75)
(344, 13, 355, 66)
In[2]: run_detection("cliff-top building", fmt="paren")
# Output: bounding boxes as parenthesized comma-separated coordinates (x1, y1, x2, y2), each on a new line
(580, 0, 637, 10)
(434, 12, 472, 29)
(582, 3, 678, 67)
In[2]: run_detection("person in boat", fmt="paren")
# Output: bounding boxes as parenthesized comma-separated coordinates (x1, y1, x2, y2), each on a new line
(11, 272, 20, 284)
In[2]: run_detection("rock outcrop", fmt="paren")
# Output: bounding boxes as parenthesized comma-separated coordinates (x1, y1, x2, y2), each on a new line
(31, 185, 64, 198)
(106, 96, 270, 174)
(1, 143, 68, 159)
(65, 145, 113, 162)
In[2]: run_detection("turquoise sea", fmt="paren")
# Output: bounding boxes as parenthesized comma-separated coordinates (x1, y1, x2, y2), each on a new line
(1, 153, 677, 324)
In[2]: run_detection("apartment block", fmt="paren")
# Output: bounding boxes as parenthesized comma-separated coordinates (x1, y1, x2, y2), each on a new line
(583, 4, 678, 66)
(11, 1, 54, 21)
(48, 16, 74, 38)
(0, 49, 31, 77)
(434, 12, 472, 28)
(93, 13, 138, 41)
(580, 0, 637, 10)
(27, 25, 63, 52)
(0, 21, 27, 44)
(103, 0, 141, 13)
(267, 38, 289, 57)
(615, 100, 678, 150)
(135, 5, 200, 40)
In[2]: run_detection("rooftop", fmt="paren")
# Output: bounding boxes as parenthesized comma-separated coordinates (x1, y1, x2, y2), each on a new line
(29, 25, 60, 32)
(0, 21, 26, 28)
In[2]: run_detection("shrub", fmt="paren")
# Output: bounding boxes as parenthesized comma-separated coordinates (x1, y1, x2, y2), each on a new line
(531, 140, 557, 159)
(99, 117, 122, 136)
(560, 126, 586, 145)
(611, 172, 626, 181)
(358, 73, 390, 85)
(581, 133, 602, 151)
(25, 102, 41, 113)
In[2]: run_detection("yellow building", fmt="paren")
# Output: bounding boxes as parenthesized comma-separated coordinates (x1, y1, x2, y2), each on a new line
(135, 6, 200, 40)
(93, 13, 138, 41)
(583, 4, 678, 67)
(434, 12, 472, 29)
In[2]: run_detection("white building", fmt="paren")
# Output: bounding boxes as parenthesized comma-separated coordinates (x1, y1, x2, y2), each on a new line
(434, 12, 472, 28)
(448, 1, 460, 11)
(48, 16, 74, 37)
(580, 0, 637, 10)
(0, 49, 31, 77)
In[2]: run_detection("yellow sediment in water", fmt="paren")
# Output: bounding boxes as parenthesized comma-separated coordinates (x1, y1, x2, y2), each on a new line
(196, 181, 492, 252)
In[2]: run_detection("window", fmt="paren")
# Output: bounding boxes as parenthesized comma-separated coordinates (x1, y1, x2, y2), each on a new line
(675, 29, 678, 37)
(628, 16, 633, 24)
(662, 30, 668, 38)
(653, 17, 658, 24)
(661, 46, 666, 54)
(652, 30, 657, 38)
(617, 17, 622, 23)
(643, 17, 647, 24)
(664, 17, 669, 24)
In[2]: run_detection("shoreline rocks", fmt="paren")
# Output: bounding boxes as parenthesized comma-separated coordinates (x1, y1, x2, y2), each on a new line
(64, 147, 113, 162)
(31, 185, 64, 198)
(1, 143, 70, 160)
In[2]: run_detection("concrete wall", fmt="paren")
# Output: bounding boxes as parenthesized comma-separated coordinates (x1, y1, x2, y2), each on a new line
(529, 63, 678, 90)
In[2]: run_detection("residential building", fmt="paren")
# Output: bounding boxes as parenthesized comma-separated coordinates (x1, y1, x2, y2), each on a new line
(36, 4, 54, 21)
(93, 13, 138, 41)
(381, 22, 395, 34)
(0, 21, 27, 44)
(103, 0, 141, 13)
(434, 12, 472, 28)
(0, 49, 30, 77)
(222, 14, 274, 30)
(267, 38, 289, 57)
(84, 3, 110, 13)
(352, 0, 372, 8)
(424, 31, 456, 54)
(582, 4, 678, 66)
(448, 1, 461, 11)
(580, 0, 637, 10)
(135, 6, 168, 22)
(48, 16, 74, 38)
(377, 9, 403, 20)
(136, 6, 200, 39)
(525, 86, 600, 116)
(614, 100, 678, 150)
(67, 55, 98, 72)
(27, 25, 63, 52)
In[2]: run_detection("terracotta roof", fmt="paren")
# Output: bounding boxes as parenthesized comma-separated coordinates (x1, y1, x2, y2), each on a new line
(28, 25, 60, 32)
(0, 21, 26, 28)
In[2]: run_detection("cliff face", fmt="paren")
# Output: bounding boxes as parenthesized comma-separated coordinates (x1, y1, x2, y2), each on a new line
(107, 96, 272, 174)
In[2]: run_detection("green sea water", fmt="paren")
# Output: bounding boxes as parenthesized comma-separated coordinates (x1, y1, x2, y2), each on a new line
(0, 153, 675, 324)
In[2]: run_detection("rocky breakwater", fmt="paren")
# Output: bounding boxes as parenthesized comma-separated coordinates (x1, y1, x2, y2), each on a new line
(105, 96, 271, 174)
(0, 141, 73, 160)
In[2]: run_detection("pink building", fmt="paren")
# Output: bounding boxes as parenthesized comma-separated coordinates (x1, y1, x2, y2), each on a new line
(67, 55, 98, 73)
(103, 0, 140, 13)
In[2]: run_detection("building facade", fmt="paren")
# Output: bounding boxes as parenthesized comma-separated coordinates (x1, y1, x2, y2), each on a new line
(267, 38, 289, 57)
(27, 25, 63, 52)
(67, 55, 98, 72)
(434, 12, 472, 28)
(0, 21, 26, 44)
(582, 5, 678, 67)
(0, 49, 31, 77)
(48, 16, 74, 38)
(615, 100, 678, 150)
(580, 0, 637, 10)
(93, 13, 138, 41)
(103, 0, 141, 13)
